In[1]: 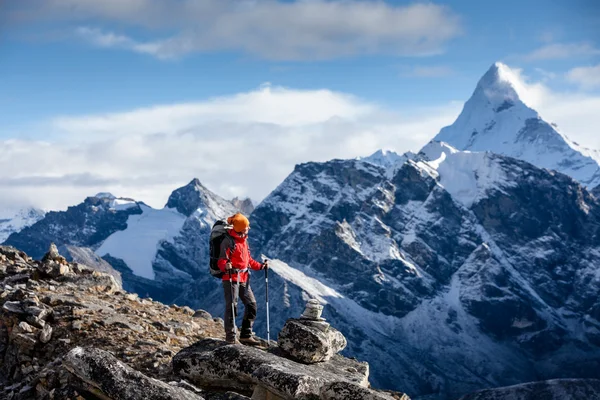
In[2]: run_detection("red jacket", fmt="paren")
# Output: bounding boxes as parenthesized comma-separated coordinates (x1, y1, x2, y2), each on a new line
(217, 229, 263, 282)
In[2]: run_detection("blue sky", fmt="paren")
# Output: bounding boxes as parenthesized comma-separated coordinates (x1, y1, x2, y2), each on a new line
(1, 0, 599, 210)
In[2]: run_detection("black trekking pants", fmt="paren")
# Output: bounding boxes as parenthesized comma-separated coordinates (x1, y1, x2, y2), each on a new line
(223, 279, 257, 340)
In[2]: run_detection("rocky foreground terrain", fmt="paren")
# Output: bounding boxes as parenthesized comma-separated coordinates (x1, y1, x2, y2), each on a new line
(0, 245, 409, 400)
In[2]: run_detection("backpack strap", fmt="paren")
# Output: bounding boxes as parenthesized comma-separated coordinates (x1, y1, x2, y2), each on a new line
(223, 233, 236, 261)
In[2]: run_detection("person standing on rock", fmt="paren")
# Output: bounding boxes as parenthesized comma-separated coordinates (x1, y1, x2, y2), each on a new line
(218, 213, 268, 345)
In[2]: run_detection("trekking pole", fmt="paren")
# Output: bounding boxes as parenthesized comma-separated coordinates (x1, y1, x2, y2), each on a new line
(229, 268, 237, 339)
(265, 259, 270, 347)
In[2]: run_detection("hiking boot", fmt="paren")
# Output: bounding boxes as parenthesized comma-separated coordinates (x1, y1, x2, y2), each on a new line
(239, 336, 262, 346)
(226, 337, 241, 345)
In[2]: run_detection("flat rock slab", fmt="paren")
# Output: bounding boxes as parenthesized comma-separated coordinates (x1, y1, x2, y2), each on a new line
(173, 338, 369, 400)
(64, 346, 205, 400)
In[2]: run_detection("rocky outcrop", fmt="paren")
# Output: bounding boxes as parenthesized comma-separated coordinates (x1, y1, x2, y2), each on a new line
(172, 338, 370, 399)
(1, 245, 403, 400)
(64, 346, 205, 400)
(459, 379, 600, 400)
(0, 245, 224, 399)
(172, 299, 408, 400)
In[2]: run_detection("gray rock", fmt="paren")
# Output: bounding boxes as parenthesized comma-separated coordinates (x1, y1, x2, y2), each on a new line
(11, 333, 37, 353)
(39, 324, 52, 344)
(459, 378, 600, 400)
(17, 321, 34, 334)
(2, 301, 25, 314)
(102, 315, 144, 332)
(42, 243, 61, 263)
(251, 385, 285, 400)
(63, 347, 205, 400)
(193, 309, 213, 320)
(277, 319, 346, 364)
(320, 381, 409, 400)
(173, 338, 369, 399)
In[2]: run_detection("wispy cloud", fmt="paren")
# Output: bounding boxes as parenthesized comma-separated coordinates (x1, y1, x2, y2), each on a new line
(566, 64, 600, 89)
(1, 87, 461, 211)
(16, 0, 463, 61)
(523, 42, 600, 61)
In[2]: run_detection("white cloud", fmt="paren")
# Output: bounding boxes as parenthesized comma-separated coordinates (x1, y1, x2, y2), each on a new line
(566, 64, 600, 89)
(523, 42, 600, 61)
(4, 67, 600, 213)
(499, 66, 600, 152)
(19, 0, 462, 60)
(0, 87, 461, 211)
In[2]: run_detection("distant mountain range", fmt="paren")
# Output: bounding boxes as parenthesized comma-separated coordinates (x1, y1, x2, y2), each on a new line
(3, 63, 600, 400)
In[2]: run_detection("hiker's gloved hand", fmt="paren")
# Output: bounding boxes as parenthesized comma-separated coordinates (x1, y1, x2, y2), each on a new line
(225, 262, 233, 271)
(262, 261, 269, 270)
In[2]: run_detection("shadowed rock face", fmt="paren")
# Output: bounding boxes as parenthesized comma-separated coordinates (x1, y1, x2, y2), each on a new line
(64, 347, 205, 400)
(459, 379, 600, 400)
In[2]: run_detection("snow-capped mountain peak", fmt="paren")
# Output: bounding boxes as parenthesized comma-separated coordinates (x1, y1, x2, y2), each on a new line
(359, 149, 406, 168)
(165, 178, 236, 219)
(94, 192, 116, 200)
(432, 62, 600, 188)
(476, 62, 527, 109)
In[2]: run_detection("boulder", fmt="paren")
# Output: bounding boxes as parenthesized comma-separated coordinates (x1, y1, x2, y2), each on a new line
(193, 309, 214, 320)
(173, 338, 369, 400)
(64, 347, 205, 400)
(277, 318, 346, 364)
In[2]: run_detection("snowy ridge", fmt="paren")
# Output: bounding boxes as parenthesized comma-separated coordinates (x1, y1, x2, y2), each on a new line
(417, 141, 518, 208)
(94, 179, 240, 282)
(433, 62, 600, 188)
(95, 205, 187, 280)
(0, 208, 46, 242)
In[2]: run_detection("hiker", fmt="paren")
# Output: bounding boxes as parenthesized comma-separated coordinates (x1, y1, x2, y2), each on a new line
(217, 213, 268, 345)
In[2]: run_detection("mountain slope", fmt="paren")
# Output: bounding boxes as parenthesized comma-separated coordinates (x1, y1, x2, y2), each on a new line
(432, 62, 600, 188)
